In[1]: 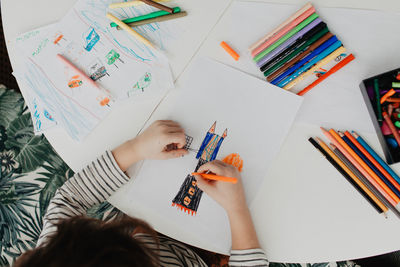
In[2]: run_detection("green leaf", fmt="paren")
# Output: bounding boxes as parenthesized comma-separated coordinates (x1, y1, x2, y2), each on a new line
(38, 173, 67, 217)
(0, 88, 24, 129)
(4, 113, 34, 149)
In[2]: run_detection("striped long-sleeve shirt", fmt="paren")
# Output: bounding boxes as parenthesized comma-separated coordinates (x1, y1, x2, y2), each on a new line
(37, 151, 269, 266)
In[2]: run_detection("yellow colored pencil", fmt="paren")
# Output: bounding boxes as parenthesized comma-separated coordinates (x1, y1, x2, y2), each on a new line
(109, 0, 170, 9)
(106, 13, 155, 49)
(283, 46, 346, 90)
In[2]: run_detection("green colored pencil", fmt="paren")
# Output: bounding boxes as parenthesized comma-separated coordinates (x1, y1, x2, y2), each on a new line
(110, 7, 181, 28)
(374, 79, 382, 121)
(253, 13, 319, 62)
(263, 27, 329, 77)
(116, 11, 187, 29)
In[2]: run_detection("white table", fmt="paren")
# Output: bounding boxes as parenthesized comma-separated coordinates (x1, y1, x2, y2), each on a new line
(3, 0, 400, 263)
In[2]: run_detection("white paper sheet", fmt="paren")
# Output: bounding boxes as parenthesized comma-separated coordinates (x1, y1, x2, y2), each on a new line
(14, 0, 175, 141)
(113, 58, 302, 254)
(195, 1, 400, 133)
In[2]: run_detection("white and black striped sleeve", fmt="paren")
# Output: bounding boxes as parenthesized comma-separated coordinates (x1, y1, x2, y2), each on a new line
(229, 248, 269, 266)
(36, 151, 130, 247)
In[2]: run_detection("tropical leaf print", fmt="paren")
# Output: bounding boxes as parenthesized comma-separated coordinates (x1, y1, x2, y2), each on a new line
(0, 88, 24, 129)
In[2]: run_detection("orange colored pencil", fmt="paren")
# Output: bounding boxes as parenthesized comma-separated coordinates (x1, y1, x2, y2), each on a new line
(192, 172, 238, 184)
(321, 127, 398, 206)
(220, 41, 239, 61)
(345, 131, 400, 192)
(316, 138, 388, 212)
(328, 128, 400, 204)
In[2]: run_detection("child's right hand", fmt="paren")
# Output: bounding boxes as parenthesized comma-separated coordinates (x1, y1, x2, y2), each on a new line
(194, 160, 248, 215)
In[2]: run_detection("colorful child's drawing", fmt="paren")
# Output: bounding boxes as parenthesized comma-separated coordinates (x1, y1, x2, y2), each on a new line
(97, 95, 110, 107)
(68, 75, 83, 88)
(83, 27, 100, 51)
(172, 122, 228, 215)
(43, 109, 55, 121)
(89, 59, 109, 81)
(127, 72, 152, 97)
(106, 49, 124, 66)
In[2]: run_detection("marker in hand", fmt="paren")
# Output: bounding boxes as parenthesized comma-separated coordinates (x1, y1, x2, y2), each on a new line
(192, 172, 238, 184)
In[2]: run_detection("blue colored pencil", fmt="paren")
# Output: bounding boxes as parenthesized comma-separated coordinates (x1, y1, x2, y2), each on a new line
(353, 131, 400, 185)
(271, 35, 338, 85)
(277, 40, 343, 87)
(340, 133, 400, 199)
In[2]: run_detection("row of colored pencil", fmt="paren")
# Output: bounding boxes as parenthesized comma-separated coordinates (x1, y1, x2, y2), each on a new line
(249, 2, 355, 96)
(107, 0, 186, 49)
(310, 128, 400, 218)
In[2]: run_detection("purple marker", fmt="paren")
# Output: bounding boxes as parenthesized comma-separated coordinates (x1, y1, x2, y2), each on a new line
(256, 17, 322, 68)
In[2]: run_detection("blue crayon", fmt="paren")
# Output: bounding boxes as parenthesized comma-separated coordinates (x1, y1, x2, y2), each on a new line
(271, 35, 338, 85)
(277, 40, 343, 87)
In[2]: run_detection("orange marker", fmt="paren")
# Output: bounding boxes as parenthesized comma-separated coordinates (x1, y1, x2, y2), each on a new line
(192, 172, 238, 184)
(321, 127, 398, 206)
(381, 89, 396, 104)
(220, 41, 239, 61)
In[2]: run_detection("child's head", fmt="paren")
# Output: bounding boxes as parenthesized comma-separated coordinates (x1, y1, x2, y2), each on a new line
(14, 216, 159, 267)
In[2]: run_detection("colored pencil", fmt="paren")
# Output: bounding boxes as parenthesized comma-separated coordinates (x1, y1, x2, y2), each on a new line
(56, 54, 113, 99)
(383, 111, 400, 147)
(309, 137, 385, 213)
(265, 30, 331, 79)
(109, 0, 170, 8)
(328, 128, 400, 204)
(353, 131, 400, 185)
(256, 18, 322, 68)
(344, 131, 400, 191)
(259, 22, 327, 72)
(220, 41, 239, 61)
(340, 132, 400, 199)
(331, 145, 389, 214)
(110, 7, 180, 27)
(283, 46, 346, 90)
(297, 54, 355, 96)
(249, 3, 314, 52)
(374, 79, 383, 121)
(321, 127, 398, 206)
(191, 173, 238, 184)
(106, 13, 154, 49)
(139, 0, 174, 13)
(253, 13, 319, 62)
(276, 40, 343, 87)
(116, 11, 187, 29)
(271, 36, 338, 85)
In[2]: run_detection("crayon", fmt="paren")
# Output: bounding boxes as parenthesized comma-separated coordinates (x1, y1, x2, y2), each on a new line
(381, 89, 396, 104)
(374, 79, 382, 121)
(220, 41, 239, 61)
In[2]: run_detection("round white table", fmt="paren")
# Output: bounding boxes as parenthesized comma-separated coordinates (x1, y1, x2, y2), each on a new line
(3, 0, 400, 263)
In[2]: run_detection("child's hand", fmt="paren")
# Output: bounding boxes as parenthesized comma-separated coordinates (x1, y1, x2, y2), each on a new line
(194, 160, 247, 214)
(132, 120, 188, 160)
(112, 120, 188, 171)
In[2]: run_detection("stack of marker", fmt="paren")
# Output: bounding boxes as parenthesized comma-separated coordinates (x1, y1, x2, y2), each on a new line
(249, 2, 355, 96)
(310, 128, 400, 219)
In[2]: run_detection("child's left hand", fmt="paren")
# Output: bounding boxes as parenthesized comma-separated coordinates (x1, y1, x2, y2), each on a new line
(112, 120, 188, 171)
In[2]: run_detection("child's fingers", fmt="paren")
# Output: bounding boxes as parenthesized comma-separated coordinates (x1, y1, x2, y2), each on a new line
(195, 175, 217, 195)
(197, 161, 225, 176)
(161, 148, 188, 159)
(166, 132, 187, 148)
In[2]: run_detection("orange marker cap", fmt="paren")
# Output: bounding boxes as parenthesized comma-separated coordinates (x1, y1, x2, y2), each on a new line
(220, 41, 239, 61)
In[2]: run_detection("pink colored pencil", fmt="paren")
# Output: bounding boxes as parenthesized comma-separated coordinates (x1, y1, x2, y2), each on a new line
(320, 127, 398, 206)
(249, 2, 313, 52)
(251, 6, 315, 57)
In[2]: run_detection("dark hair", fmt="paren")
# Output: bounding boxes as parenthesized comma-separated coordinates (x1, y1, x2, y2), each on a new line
(14, 216, 159, 267)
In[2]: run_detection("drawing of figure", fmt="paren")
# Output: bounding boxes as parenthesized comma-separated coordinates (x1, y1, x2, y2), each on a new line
(68, 75, 83, 88)
(127, 72, 152, 97)
(172, 122, 227, 215)
(106, 49, 125, 68)
(88, 58, 109, 81)
(83, 27, 100, 51)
